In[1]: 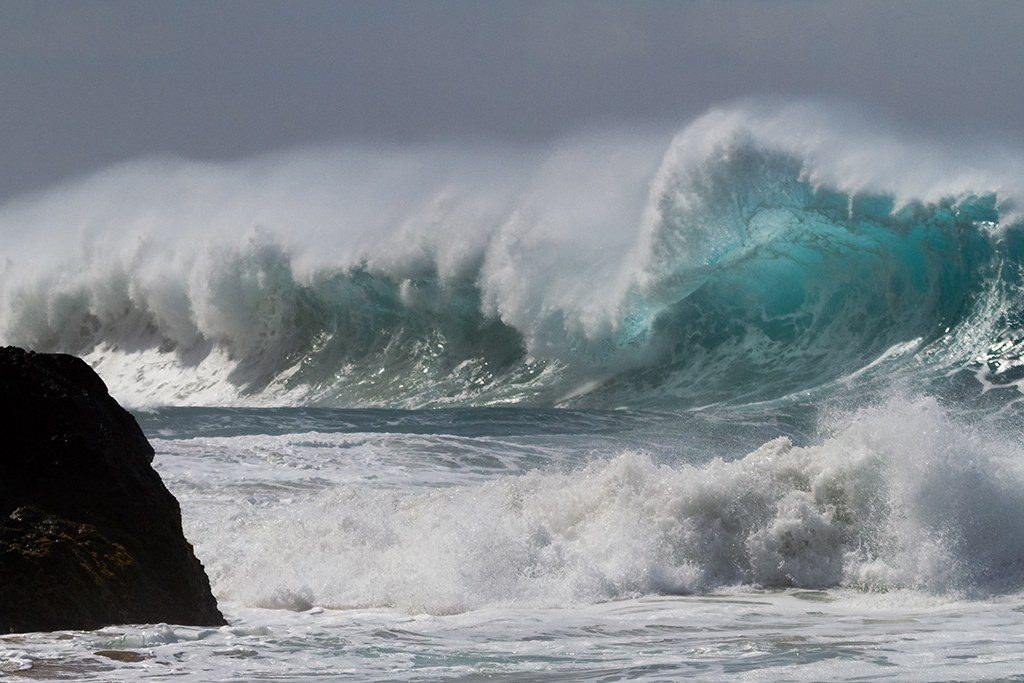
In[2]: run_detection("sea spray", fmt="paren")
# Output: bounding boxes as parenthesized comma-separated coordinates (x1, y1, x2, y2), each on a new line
(157, 397, 1024, 614)
(1, 102, 1022, 410)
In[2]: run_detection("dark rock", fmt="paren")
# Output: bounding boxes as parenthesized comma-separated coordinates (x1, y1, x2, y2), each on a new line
(0, 346, 224, 633)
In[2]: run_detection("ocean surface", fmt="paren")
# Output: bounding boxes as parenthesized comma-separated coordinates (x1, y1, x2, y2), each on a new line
(5, 102, 1024, 680)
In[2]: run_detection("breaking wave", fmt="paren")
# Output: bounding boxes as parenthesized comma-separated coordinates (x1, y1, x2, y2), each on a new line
(171, 397, 1024, 611)
(3, 101, 1024, 410)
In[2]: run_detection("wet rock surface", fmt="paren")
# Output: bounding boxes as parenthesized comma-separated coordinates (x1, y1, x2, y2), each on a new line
(0, 346, 224, 633)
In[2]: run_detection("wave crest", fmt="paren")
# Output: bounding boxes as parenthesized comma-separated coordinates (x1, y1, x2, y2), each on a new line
(1, 102, 1021, 408)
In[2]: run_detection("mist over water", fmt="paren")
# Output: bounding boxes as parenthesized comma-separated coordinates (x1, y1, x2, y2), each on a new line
(0, 101, 1022, 412)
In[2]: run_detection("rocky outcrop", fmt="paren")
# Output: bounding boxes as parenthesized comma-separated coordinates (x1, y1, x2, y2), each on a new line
(0, 347, 224, 633)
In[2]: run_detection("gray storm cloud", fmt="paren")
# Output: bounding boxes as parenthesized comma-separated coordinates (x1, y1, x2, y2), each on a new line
(0, 1, 1022, 201)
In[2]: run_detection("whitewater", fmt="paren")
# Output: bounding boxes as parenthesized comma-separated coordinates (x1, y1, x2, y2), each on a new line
(5, 101, 1024, 680)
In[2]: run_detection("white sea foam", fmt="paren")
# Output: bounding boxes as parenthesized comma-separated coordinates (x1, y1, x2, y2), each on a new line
(152, 397, 1024, 616)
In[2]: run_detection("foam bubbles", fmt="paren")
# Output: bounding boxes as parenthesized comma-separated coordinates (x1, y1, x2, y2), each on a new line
(168, 397, 1024, 615)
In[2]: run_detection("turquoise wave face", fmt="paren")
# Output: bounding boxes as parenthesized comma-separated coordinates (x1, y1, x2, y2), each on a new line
(263, 148, 1006, 410)
(586, 145, 1001, 408)
(1, 106, 1022, 410)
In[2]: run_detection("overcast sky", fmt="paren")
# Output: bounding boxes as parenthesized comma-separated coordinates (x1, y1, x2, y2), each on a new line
(2, 1, 1023, 202)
